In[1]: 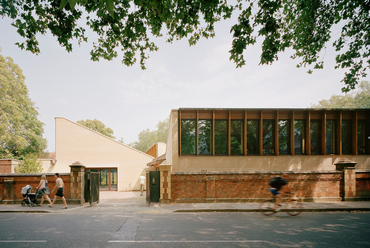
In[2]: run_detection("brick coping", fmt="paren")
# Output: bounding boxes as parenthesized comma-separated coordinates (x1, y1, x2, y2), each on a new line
(0, 173, 70, 177)
(172, 171, 344, 175)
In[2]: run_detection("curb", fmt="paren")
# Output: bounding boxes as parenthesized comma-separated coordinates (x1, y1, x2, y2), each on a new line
(0, 204, 88, 214)
(173, 208, 370, 213)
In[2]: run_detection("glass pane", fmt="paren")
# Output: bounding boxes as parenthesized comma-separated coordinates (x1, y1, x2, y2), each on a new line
(198, 120, 212, 155)
(278, 120, 290, 154)
(215, 120, 228, 155)
(326, 120, 336, 154)
(231, 120, 243, 155)
(181, 120, 196, 155)
(100, 169, 109, 191)
(358, 120, 365, 154)
(263, 120, 274, 154)
(294, 120, 305, 154)
(110, 169, 117, 191)
(357, 120, 370, 155)
(342, 120, 352, 154)
(310, 120, 321, 155)
(247, 120, 259, 155)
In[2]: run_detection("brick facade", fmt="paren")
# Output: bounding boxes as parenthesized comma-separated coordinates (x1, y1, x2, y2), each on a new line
(356, 170, 370, 199)
(171, 171, 370, 203)
(0, 174, 70, 204)
(0, 160, 19, 173)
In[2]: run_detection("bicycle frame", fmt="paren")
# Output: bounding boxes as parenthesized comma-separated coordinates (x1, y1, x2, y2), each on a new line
(259, 192, 304, 216)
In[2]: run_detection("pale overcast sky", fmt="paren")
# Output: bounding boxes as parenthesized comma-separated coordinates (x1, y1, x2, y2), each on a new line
(1, 13, 367, 152)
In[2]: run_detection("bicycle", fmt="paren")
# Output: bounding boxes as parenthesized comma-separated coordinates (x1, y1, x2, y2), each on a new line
(259, 192, 304, 216)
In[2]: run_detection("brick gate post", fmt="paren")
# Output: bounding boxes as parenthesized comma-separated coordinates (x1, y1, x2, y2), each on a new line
(344, 167, 356, 201)
(159, 160, 172, 204)
(334, 158, 357, 201)
(69, 161, 86, 205)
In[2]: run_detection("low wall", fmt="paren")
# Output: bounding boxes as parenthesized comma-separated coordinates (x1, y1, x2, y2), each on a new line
(171, 170, 370, 203)
(0, 173, 71, 204)
(356, 170, 370, 200)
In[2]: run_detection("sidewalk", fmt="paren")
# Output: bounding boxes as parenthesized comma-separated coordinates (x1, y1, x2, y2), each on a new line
(1, 191, 370, 214)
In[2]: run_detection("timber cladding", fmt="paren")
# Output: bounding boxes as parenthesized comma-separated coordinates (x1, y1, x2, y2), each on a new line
(171, 171, 352, 203)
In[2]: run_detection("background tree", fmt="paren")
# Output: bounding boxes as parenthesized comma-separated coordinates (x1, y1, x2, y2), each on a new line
(14, 154, 43, 173)
(0, 50, 47, 159)
(130, 118, 169, 152)
(77, 119, 116, 139)
(1, 0, 368, 92)
(310, 81, 370, 108)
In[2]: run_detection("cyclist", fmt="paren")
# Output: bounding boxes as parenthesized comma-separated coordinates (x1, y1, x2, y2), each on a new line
(269, 176, 288, 211)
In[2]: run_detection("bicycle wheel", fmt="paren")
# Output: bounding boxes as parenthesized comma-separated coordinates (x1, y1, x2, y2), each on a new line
(259, 200, 276, 216)
(286, 199, 303, 216)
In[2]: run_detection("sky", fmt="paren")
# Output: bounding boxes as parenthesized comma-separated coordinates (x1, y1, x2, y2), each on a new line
(1, 10, 368, 152)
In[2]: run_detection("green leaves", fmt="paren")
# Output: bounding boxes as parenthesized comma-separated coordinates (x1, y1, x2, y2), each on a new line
(14, 154, 43, 173)
(310, 81, 370, 108)
(59, 0, 114, 17)
(1, 0, 369, 92)
(229, 0, 369, 92)
(77, 119, 116, 139)
(0, 52, 47, 159)
(130, 117, 169, 152)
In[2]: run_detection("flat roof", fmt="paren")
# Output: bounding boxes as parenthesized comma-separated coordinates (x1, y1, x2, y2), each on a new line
(178, 108, 370, 111)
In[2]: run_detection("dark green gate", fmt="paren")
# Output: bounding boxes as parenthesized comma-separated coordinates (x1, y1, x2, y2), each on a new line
(146, 171, 160, 204)
(84, 171, 100, 204)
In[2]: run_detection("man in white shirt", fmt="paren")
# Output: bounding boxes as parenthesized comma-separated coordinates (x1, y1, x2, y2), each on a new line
(139, 174, 146, 196)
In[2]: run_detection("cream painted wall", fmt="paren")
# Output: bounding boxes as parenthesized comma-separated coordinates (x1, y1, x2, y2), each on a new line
(174, 155, 370, 172)
(38, 159, 55, 173)
(156, 142, 167, 156)
(54, 117, 153, 191)
(166, 110, 178, 167)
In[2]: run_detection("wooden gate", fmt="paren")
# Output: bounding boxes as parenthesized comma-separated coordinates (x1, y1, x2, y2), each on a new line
(84, 171, 100, 204)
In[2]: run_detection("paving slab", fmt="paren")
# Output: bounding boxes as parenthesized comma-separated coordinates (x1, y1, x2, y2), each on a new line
(1, 191, 370, 214)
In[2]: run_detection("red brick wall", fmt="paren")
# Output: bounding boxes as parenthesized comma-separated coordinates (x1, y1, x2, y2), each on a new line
(171, 172, 344, 202)
(0, 160, 14, 173)
(356, 171, 370, 199)
(0, 174, 70, 201)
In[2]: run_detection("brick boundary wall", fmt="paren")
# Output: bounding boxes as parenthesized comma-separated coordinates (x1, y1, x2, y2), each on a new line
(171, 171, 370, 203)
(356, 170, 370, 200)
(0, 173, 71, 204)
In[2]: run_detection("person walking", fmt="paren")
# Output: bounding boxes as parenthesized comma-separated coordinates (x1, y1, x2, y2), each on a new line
(139, 174, 146, 196)
(35, 175, 52, 206)
(49, 173, 68, 209)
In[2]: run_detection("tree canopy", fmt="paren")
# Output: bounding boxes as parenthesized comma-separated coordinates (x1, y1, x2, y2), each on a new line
(77, 119, 116, 139)
(310, 81, 370, 108)
(1, 0, 369, 92)
(0, 50, 47, 159)
(14, 154, 43, 173)
(130, 117, 169, 152)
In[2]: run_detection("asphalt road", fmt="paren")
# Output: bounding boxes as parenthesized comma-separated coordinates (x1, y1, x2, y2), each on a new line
(1, 211, 369, 248)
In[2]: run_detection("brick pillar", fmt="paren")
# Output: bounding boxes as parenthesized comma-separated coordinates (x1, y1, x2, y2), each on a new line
(0, 159, 19, 173)
(344, 168, 356, 201)
(3, 178, 15, 204)
(69, 161, 86, 205)
(159, 160, 171, 204)
(334, 158, 357, 201)
(206, 177, 216, 202)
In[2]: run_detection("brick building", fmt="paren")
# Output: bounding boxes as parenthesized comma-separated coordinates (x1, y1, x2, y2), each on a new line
(154, 108, 370, 203)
